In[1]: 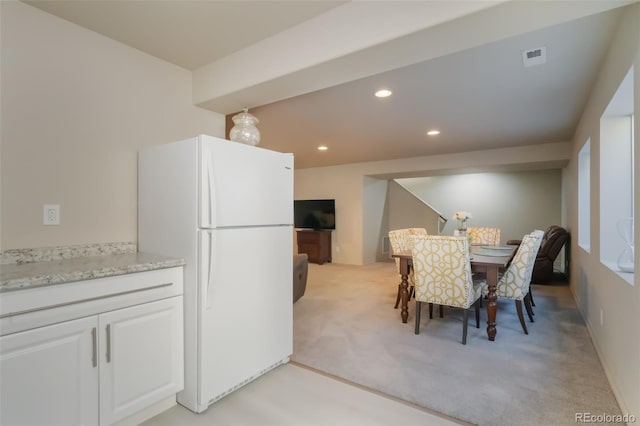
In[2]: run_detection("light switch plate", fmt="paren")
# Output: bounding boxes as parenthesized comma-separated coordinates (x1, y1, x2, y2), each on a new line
(44, 204, 60, 225)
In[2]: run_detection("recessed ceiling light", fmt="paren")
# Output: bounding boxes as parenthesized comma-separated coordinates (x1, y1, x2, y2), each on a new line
(427, 130, 440, 136)
(318, 145, 328, 151)
(374, 89, 392, 98)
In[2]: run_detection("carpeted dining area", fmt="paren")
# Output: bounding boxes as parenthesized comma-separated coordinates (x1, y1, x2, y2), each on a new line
(292, 261, 622, 426)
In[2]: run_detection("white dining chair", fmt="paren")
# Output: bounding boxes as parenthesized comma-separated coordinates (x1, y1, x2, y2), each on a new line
(528, 229, 545, 308)
(483, 233, 541, 334)
(411, 235, 483, 345)
(388, 228, 428, 308)
(467, 227, 501, 245)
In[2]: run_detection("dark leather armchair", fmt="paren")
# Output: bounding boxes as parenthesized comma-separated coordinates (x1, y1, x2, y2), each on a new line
(508, 226, 569, 283)
(293, 253, 309, 303)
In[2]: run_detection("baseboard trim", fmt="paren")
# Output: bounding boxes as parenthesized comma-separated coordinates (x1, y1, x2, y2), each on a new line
(570, 286, 631, 417)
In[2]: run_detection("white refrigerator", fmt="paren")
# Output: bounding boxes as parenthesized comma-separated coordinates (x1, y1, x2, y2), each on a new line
(138, 135, 293, 413)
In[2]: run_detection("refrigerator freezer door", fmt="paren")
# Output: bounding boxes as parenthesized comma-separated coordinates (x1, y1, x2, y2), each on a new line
(199, 135, 293, 229)
(197, 226, 293, 409)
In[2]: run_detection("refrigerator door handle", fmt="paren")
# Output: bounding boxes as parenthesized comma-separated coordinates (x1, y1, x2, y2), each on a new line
(200, 232, 215, 310)
(207, 156, 215, 227)
(200, 141, 215, 228)
(205, 231, 215, 310)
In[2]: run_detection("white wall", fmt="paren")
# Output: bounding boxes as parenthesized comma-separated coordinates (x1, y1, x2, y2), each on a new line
(397, 170, 562, 243)
(295, 165, 365, 265)
(568, 3, 639, 417)
(0, 2, 225, 250)
(387, 181, 442, 233)
(362, 177, 388, 264)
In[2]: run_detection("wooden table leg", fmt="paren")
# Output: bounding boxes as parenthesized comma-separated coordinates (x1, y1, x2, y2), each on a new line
(399, 258, 410, 323)
(486, 264, 498, 341)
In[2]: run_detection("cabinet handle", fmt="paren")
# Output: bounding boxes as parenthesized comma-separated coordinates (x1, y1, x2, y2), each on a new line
(0, 282, 174, 319)
(106, 324, 112, 363)
(91, 327, 97, 368)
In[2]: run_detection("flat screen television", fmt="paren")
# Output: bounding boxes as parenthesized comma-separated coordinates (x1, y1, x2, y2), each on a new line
(294, 199, 335, 230)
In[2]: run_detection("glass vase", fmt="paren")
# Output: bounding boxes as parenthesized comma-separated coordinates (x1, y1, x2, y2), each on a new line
(616, 217, 634, 273)
(229, 108, 261, 146)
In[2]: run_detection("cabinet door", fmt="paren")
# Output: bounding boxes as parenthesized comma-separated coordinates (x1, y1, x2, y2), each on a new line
(0, 316, 99, 426)
(99, 297, 183, 425)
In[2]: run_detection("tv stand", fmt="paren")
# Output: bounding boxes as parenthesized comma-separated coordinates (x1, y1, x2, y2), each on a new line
(296, 230, 332, 265)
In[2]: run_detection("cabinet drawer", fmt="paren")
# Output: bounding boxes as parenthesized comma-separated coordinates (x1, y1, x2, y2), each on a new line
(297, 233, 319, 243)
(1, 267, 183, 336)
(299, 244, 319, 259)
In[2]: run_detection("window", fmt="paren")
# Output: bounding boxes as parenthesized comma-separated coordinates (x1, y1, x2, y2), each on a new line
(599, 66, 634, 284)
(578, 138, 591, 252)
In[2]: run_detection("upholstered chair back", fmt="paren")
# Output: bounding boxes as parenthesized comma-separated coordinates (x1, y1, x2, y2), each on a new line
(407, 228, 428, 237)
(532, 226, 569, 283)
(496, 234, 539, 300)
(539, 226, 569, 260)
(523, 230, 544, 290)
(410, 235, 476, 309)
(530, 230, 544, 257)
(389, 228, 428, 282)
(467, 227, 501, 245)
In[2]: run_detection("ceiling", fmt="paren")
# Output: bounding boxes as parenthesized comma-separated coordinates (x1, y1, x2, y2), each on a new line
(24, 1, 631, 169)
(24, 1, 346, 70)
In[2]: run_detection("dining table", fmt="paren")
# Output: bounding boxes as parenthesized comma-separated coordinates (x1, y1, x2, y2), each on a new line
(392, 244, 516, 341)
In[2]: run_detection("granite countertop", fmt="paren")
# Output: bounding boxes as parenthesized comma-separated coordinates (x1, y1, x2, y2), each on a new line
(0, 252, 185, 293)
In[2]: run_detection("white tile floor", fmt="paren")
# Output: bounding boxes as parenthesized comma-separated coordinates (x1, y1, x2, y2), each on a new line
(142, 363, 464, 426)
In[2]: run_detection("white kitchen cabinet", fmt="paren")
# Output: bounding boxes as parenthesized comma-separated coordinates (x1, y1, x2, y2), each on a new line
(0, 267, 184, 426)
(99, 296, 183, 425)
(0, 316, 100, 426)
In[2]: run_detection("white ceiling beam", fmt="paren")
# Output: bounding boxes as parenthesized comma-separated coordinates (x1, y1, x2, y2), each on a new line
(192, 0, 505, 113)
(192, 0, 633, 114)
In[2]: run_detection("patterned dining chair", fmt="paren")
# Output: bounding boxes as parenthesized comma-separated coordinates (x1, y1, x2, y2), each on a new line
(388, 228, 428, 308)
(467, 227, 501, 246)
(528, 230, 545, 308)
(410, 235, 483, 345)
(483, 233, 541, 334)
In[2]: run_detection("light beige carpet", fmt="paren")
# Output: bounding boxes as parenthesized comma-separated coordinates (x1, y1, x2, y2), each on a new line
(292, 262, 622, 426)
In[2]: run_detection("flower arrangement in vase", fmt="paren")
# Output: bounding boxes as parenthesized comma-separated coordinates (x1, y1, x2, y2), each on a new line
(453, 211, 472, 234)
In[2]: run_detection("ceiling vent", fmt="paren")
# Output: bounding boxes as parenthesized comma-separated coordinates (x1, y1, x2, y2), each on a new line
(522, 46, 547, 68)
